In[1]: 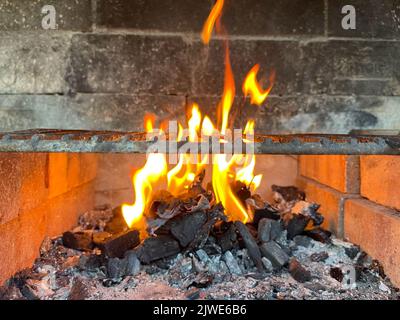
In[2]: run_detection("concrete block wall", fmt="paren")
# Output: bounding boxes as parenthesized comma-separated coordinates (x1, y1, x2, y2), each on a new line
(0, 153, 98, 284)
(0, 0, 398, 134)
(297, 155, 400, 287)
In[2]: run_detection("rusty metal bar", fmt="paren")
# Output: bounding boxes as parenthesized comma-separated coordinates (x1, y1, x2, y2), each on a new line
(0, 129, 399, 155)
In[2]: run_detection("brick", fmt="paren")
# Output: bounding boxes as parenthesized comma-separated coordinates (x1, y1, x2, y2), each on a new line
(297, 176, 359, 237)
(0, 0, 92, 31)
(0, 33, 71, 94)
(360, 156, 400, 210)
(344, 198, 400, 287)
(69, 35, 191, 94)
(0, 182, 95, 285)
(48, 153, 69, 199)
(302, 41, 400, 96)
(0, 153, 48, 225)
(191, 40, 303, 97)
(97, 0, 211, 33)
(97, 0, 324, 36)
(299, 155, 360, 193)
(254, 155, 298, 201)
(222, 0, 324, 36)
(0, 94, 186, 132)
(328, 0, 400, 39)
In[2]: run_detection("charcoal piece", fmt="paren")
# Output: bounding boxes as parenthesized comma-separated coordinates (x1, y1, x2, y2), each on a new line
(170, 211, 207, 247)
(186, 206, 226, 251)
(68, 278, 90, 300)
(62, 231, 93, 251)
(293, 235, 311, 248)
(253, 207, 280, 226)
(234, 221, 264, 272)
(98, 230, 140, 258)
(78, 254, 105, 271)
(223, 251, 242, 275)
(188, 274, 214, 289)
(259, 241, 290, 270)
(330, 267, 344, 283)
(286, 215, 310, 239)
(186, 289, 201, 300)
(345, 245, 360, 260)
(271, 185, 305, 202)
(291, 201, 324, 226)
(217, 223, 238, 252)
(258, 218, 283, 243)
(124, 251, 141, 276)
(137, 235, 180, 264)
(310, 251, 329, 262)
(104, 206, 129, 234)
(233, 181, 251, 204)
(304, 228, 332, 243)
(107, 258, 126, 279)
(93, 231, 112, 246)
(289, 258, 311, 283)
(261, 257, 274, 273)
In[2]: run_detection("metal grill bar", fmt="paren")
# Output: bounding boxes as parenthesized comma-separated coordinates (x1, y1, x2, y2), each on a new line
(0, 129, 399, 155)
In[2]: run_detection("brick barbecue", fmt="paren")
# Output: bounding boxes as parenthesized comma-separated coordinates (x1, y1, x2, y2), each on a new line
(0, 0, 399, 301)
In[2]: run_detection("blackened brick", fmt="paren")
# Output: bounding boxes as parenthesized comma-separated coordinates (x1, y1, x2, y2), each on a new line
(328, 0, 400, 39)
(302, 41, 400, 96)
(97, 0, 212, 32)
(0, 0, 92, 31)
(0, 34, 70, 94)
(222, 0, 324, 36)
(191, 40, 303, 97)
(69, 35, 191, 94)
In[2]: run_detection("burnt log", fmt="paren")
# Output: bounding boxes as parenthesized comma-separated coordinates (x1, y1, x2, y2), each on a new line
(137, 235, 180, 264)
(98, 230, 140, 258)
(234, 221, 264, 272)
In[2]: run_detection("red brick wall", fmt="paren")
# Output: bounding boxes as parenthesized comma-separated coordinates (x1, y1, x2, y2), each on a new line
(298, 155, 400, 287)
(0, 153, 98, 284)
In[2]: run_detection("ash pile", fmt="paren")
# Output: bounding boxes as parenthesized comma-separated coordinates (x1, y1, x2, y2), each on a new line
(0, 181, 398, 300)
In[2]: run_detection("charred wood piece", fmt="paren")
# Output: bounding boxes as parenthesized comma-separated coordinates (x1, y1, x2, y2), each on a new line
(289, 258, 312, 283)
(62, 231, 93, 251)
(137, 235, 180, 264)
(97, 230, 140, 258)
(234, 221, 264, 272)
(259, 241, 290, 270)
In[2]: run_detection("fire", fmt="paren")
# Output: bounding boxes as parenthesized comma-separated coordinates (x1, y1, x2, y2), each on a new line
(243, 64, 275, 106)
(122, 0, 274, 235)
(122, 117, 167, 232)
(201, 0, 225, 44)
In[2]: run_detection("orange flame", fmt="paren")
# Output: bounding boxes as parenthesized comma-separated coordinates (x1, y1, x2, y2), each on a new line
(122, 117, 167, 233)
(201, 0, 225, 44)
(218, 45, 235, 135)
(122, 0, 274, 233)
(243, 64, 275, 106)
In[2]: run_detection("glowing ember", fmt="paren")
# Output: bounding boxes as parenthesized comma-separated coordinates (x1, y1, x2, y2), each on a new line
(122, 0, 275, 235)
